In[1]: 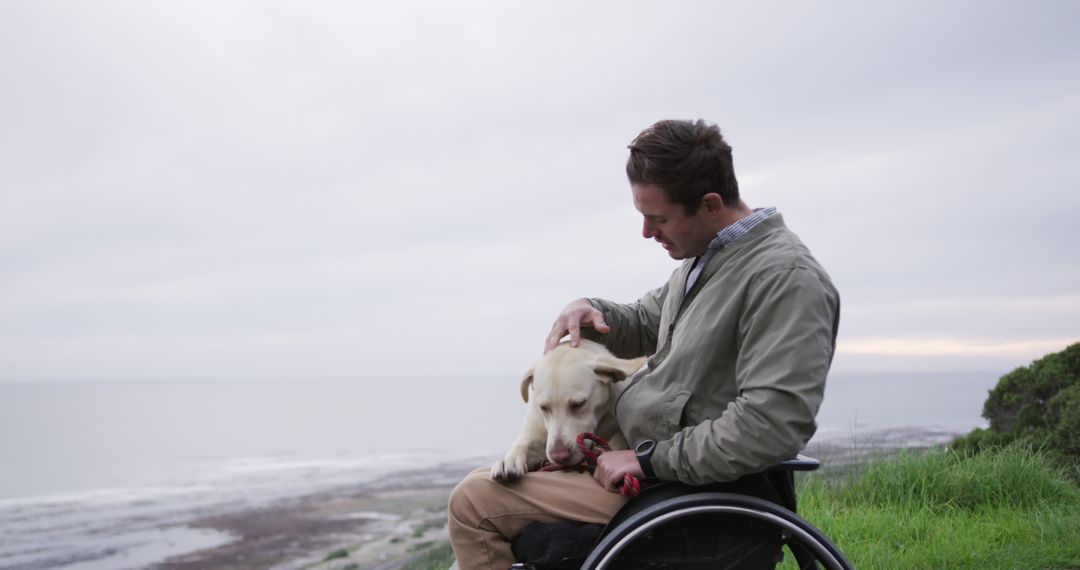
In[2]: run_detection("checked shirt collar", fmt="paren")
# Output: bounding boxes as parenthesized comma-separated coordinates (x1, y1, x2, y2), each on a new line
(686, 207, 778, 294)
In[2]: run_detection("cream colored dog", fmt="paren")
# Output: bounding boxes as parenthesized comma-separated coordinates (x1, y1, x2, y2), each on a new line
(491, 339, 647, 482)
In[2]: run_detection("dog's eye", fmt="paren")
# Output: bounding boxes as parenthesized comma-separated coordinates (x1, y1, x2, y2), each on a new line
(539, 405, 551, 414)
(569, 400, 586, 411)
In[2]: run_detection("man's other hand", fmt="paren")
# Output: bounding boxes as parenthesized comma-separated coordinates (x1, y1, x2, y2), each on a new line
(592, 450, 645, 493)
(544, 298, 611, 353)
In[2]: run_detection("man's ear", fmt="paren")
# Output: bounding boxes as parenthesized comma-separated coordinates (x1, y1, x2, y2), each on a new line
(520, 368, 535, 403)
(702, 192, 725, 213)
(594, 355, 647, 383)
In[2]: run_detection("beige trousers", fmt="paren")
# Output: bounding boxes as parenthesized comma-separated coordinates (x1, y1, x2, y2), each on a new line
(447, 466, 629, 570)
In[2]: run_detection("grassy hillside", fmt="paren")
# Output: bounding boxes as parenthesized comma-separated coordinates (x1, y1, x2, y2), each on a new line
(412, 447, 1080, 569)
(791, 446, 1080, 569)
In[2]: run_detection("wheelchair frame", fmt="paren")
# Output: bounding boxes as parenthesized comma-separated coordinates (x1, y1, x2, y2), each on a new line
(511, 455, 853, 570)
(583, 455, 852, 570)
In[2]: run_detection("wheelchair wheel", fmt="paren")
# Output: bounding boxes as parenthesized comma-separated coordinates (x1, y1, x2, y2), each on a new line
(580, 492, 853, 570)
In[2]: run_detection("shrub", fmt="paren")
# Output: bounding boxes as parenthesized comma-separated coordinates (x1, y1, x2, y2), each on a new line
(950, 427, 1008, 454)
(1047, 383, 1080, 456)
(953, 342, 1080, 476)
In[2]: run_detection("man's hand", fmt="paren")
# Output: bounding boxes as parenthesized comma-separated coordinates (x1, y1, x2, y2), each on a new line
(544, 298, 611, 353)
(592, 450, 645, 493)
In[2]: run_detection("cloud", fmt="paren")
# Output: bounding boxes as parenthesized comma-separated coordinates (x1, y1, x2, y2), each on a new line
(1, 1, 1078, 381)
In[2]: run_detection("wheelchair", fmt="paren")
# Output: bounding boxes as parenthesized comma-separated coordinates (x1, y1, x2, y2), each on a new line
(510, 456, 853, 570)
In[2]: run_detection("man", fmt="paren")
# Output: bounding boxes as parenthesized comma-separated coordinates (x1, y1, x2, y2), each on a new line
(448, 119, 840, 570)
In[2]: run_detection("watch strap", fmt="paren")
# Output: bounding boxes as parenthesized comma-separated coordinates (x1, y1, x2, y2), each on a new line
(635, 439, 657, 479)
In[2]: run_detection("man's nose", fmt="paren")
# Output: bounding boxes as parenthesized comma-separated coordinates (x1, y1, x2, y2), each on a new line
(642, 219, 656, 239)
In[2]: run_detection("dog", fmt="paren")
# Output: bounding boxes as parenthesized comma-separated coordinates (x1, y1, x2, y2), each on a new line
(491, 339, 647, 482)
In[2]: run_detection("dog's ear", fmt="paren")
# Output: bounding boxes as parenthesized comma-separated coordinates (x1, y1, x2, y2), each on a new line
(594, 355, 647, 383)
(520, 368, 535, 403)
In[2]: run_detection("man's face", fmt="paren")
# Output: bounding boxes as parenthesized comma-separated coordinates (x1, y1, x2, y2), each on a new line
(632, 183, 716, 260)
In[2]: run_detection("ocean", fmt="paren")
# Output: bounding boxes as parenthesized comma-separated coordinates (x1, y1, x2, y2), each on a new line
(0, 370, 999, 569)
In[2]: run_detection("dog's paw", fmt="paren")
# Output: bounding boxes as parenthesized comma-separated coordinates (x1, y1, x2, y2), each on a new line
(491, 452, 530, 482)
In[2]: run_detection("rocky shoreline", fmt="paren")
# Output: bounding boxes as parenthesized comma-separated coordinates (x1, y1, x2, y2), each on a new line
(146, 462, 475, 570)
(144, 428, 962, 570)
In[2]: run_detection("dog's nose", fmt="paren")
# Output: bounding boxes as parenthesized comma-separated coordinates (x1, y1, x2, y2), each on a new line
(548, 445, 572, 465)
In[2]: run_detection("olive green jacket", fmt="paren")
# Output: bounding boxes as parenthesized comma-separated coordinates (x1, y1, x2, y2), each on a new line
(586, 214, 840, 485)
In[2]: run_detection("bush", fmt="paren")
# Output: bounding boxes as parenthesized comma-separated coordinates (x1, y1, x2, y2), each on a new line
(982, 342, 1080, 435)
(950, 427, 1009, 454)
(1047, 382, 1080, 456)
(953, 342, 1080, 476)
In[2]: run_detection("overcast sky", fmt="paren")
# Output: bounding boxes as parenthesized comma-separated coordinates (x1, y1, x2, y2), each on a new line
(2, 1, 1078, 382)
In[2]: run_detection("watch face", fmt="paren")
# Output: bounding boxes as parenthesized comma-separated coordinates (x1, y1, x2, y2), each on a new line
(636, 439, 656, 455)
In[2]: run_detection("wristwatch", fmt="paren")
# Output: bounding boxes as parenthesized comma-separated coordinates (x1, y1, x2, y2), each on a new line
(635, 439, 657, 479)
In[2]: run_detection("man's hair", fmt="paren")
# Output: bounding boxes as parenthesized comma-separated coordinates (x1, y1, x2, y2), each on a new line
(626, 119, 739, 215)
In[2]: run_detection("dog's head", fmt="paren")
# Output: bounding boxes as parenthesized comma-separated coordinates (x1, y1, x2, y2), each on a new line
(521, 340, 645, 466)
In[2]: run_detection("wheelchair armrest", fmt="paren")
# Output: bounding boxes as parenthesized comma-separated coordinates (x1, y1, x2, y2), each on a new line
(769, 454, 820, 472)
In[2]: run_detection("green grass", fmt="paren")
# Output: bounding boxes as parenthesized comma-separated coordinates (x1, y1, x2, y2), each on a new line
(413, 447, 1080, 569)
(785, 446, 1080, 569)
(402, 541, 455, 570)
